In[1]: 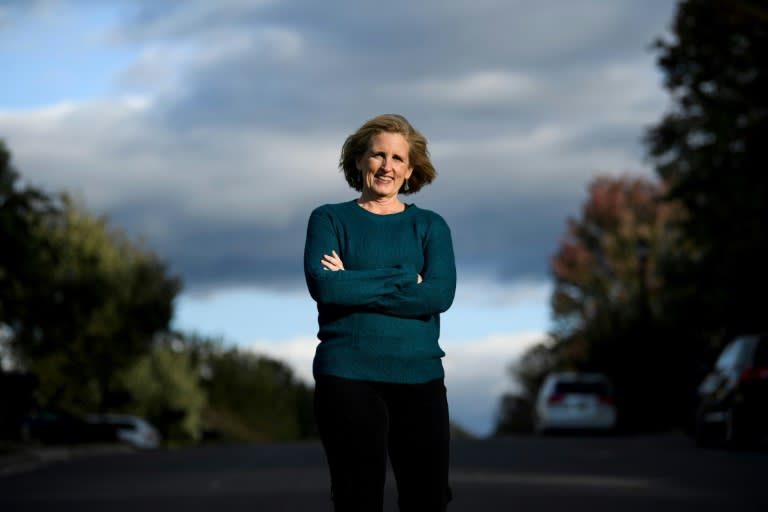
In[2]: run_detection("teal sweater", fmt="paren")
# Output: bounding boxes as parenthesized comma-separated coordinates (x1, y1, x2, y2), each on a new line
(304, 200, 456, 384)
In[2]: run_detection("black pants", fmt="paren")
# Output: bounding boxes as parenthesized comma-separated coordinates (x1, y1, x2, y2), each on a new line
(314, 374, 452, 512)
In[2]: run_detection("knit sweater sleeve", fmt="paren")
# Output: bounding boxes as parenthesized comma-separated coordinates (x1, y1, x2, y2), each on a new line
(304, 206, 414, 306)
(371, 214, 456, 317)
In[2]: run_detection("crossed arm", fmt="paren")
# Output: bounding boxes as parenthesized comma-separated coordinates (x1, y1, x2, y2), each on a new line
(322, 250, 423, 284)
(303, 209, 456, 318)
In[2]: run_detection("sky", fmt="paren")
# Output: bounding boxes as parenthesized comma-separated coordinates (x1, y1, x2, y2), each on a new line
(0, 0, 678, 437)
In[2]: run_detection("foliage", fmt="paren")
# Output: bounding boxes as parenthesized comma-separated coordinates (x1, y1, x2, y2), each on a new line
(645, 0, 768, 341)
(1, 141, 181, 416)
(493, 393, 534, 435)
(204, 348, 314, 441)
(179, 333, 317, 442)
(508, 340, 559, 402)
(494, 339, 557, 435)
(1, 140, 318, 443)
(16, 197, 181, 413)
(119, 337, 206, 442)
(550, 176, 673, 344)
(0, 141, 57, 337)
(497, 1, 768, 435)
(499, 176, 692, 432)
(549, 176, 692, 429)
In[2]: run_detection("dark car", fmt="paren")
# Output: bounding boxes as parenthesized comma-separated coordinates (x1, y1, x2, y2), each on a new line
(694, 333, 768, 447)
(21, 407, 115, 445)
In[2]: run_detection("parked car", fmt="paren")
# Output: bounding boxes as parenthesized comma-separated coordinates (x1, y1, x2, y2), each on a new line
(533, 372, 617, 434)
(694, 333, 768, 447)
(21, 407, 114, 445)
(85, 414, 162, 450)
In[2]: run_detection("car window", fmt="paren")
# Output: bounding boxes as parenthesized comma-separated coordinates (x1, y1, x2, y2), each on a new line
(715, 340, 743, 370)
(554, 381, 609, 394)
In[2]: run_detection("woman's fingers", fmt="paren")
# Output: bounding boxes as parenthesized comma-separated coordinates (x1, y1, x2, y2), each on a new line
(321, 255, 335, 269)
(321, 251, 345, 271)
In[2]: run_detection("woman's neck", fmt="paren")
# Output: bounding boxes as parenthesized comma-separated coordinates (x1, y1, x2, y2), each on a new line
(357, 194, 405, 214)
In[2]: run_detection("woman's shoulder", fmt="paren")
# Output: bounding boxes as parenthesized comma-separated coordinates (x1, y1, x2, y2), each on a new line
(408, 204, 449, 225)
(310, 200, 356, 216)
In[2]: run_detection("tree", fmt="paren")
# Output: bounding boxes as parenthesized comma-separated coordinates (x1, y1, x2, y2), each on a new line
(548, 175, 692, 430)
(8, 195, 181, 413)
(497, 0, 768, 433)
(646, 0, 768, 343)
(493, 394, 534, 435)
(179, 334, 317, 441)
(550, 176, 671, 339)
(493, 340, 556, 435)
(203, 347, 314, 441)
(0, 140, 57, 335)
(119, 336, 206, 442)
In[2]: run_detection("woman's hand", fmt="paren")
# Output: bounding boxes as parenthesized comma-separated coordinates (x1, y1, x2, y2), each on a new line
(417, 274, 423, 284)
(321, 250, 345, 271)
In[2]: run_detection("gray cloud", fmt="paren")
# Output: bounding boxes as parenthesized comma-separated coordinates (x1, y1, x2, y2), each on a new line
(0, 0, 677, 294)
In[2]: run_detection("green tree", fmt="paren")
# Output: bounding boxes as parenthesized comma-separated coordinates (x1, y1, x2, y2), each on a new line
(10, 195, 181, 413)
(646, 0, 768, 344)
(0, 141, 57, 337)
(204, 347, 313, 441)
(119, 337, 206, 442)
(179, 334, 317, 442)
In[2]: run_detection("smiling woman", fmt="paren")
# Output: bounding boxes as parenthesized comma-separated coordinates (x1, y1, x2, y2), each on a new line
(339, 114, 437, 200)
(304, 114, 455, 511)
(356, 132, 413, 209)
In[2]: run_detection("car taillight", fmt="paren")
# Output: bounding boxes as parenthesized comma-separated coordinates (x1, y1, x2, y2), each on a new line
(548, 394, 565, 404)
(739, 367, 768, 382)
(599, 394, 614, 404)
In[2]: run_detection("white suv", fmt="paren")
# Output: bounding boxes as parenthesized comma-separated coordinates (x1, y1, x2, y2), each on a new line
(534, 372, 617, 434)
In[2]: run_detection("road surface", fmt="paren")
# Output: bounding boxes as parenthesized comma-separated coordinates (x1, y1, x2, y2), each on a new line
(1, 433, 765, 511)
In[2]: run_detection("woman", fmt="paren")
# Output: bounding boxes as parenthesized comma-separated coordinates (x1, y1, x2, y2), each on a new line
(304, 114, 456, 511)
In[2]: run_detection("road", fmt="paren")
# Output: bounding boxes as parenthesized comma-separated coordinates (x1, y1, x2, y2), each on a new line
(1, 433, 765, 511)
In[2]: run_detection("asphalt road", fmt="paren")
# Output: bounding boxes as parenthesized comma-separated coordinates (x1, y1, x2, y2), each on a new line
(1, 434, 765, 511)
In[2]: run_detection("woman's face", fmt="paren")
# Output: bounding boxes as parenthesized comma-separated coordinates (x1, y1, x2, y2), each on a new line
(357, 131, 413, 200)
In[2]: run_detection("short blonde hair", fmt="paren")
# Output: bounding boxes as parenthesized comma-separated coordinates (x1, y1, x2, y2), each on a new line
(340, 114, 436, 194)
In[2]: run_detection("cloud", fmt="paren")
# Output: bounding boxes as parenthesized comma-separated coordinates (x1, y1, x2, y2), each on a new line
(400, 70, 540, 106)
(0, 98, 347, 290)
(0, 0, 677, 293)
